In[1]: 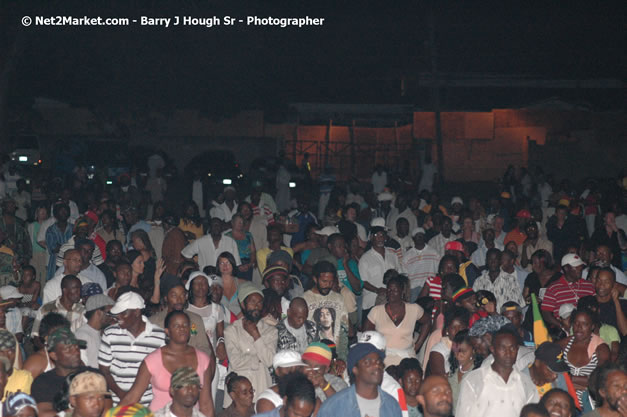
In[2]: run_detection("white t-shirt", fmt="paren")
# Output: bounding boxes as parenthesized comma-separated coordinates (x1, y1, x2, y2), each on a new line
(180, 234, 241, 270)
(356, 392, 381, 417)
(187, 303, 224, 348)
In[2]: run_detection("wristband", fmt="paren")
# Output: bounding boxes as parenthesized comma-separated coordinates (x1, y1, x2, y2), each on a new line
(322, 382, 331, 391)
(217, 337, 225, 345)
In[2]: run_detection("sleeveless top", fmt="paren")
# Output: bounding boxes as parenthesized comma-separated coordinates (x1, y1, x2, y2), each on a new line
(563, 336, 598, 403)
(144, 347, 210, 411)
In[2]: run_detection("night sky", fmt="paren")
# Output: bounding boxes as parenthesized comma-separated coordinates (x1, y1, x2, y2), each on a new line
(3, 0, 626, 115)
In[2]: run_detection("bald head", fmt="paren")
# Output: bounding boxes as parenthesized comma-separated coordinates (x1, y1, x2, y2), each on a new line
(287, 297, 308, 329)
(63, 249, 83, 275)
(418, 375, 453, 417)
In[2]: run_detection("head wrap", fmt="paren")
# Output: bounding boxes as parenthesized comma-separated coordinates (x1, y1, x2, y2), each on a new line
(302, 342, 333, 367)
(105, 404, 153, 417)
(81, 283, 103, 299)
(452, 287, 474, 303)
(267, 250, 293, 269)
(2, 393, 37, 417)
(0, 329, 16, 351)
(468, 315, 511, 337)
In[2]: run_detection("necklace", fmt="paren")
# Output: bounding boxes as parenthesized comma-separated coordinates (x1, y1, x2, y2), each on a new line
(567, 279, 581, 302)
(459, 362, 472, 374)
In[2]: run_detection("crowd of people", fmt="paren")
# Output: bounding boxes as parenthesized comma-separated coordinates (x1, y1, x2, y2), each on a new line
(0, 157, 625, 417)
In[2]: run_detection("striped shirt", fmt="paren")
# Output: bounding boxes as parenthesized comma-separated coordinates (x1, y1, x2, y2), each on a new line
(98, 316, 166, 406)
(402, 245, 440, 289)
(540, 277, 595, 317)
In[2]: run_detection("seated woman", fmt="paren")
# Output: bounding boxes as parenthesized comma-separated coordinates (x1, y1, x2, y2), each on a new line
(556, 308, 610, 405)
(120, 311, 214, 415)
(219, 373, 255, 417)
(364, 275, 430, 366)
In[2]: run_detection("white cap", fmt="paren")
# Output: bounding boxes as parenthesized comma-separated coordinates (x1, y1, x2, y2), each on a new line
(315, 226, 340, 236)
(418, 199, 427, 210)
(370, 217, 389, 230)
(377, 192, 393, 202)
(357, 331, 386, 350)
(411, 227, 426, 237)
(561, 253, 585, 268)
(185, 272, 223, 290)
(451, 196, 463, 206)
(273, 350, 307, 369)
(224, 186, 236, 193)
(0, 286, 23, 300)
(110, 292, 145, 315)
(558, 303, 576, 319)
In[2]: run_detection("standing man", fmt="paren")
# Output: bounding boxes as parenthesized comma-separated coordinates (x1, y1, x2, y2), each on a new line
(456, 328, 539, 417)
(317, 342, 402, 417)
(161, 214, 188, 275)
(32, 275, 85, 336)
(594, 268, 627, 336)
(473, 249, 525, 310)
(75, 294, 114, 369)
(30, 327, 88, 417)
(224, 282, 277, 407)
(99, 292, 166, 407)
(181, 217, 241, 270)
(520, 222, 553, 272)
(358, 220, 401, 319)
(45, 203, 73, 279)
(303, 261, 349, 363)
(541, 254, 595, 331)
(428, 216, 457, 258)
(402, 227, 440, 302)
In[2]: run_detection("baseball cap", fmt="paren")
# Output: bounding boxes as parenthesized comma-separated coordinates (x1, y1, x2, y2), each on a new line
(237, 282, 263, 304)
(185, 271, 223, 290)
(558, 303, 576, 320)
(171, 367, 201, 390)
(347, 343, 385, 377)
(444, 241, 464, 252)
(357, 330, 387, 351)
(411, 227, 426, 237)
(2, 393, 37, 417)
(224, 186, 236, 193)
(85, 294, 115, 312)
(69, 371, 111, 396)
(451, 197, 463, 206)
(314, 226, 340, 236)
(110, 292, 145, 315)
(46, 327, 87, 352)
(561, 253, 585, 268)
(0, 286, 23, 300)
(535, 342, 570, 373)
(273, 350, 307, 369)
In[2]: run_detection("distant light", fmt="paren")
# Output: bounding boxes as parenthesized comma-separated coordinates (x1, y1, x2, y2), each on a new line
(289, 182, 296, 188)
(18, 156, 27, 162)
(207, 173, 212, 177)
(87, 174, 94, 180)
(222, 179, 232, 185)
(38, 159, 42, 164)
(25, 179, 30, 185)
(106, 180, 113, 185)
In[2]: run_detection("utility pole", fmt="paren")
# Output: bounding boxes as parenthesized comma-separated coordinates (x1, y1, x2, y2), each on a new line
(428, 3, 444, 184)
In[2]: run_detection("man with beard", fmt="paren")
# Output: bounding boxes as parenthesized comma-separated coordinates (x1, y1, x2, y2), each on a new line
(154, 367, 207, 417)
(317, 342, 402, 417)
(417, 375, 454, 417)
(456, 327, 538, 417)
(303, 261, 349, 363)
(224, 282, 277, 407)
(581, 364, 627, 417)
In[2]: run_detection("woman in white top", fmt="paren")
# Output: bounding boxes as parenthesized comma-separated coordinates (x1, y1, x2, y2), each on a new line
(425, 307, 470, 377)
